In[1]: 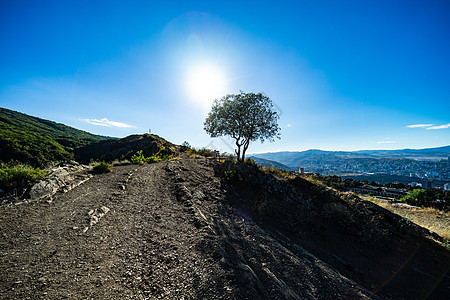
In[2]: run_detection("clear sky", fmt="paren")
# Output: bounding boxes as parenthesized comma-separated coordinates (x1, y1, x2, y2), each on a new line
(1, 0, 449, 153)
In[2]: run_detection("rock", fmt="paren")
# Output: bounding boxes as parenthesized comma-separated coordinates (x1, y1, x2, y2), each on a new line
(29, 164, 91, 201)
(85, 206, 110, 232)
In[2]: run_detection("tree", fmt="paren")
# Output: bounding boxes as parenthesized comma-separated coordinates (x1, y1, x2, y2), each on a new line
(204, 91, 281, 162)
(400, 188, 431, 206)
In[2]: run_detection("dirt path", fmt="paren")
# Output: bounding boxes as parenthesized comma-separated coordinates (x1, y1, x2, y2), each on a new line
(1, 159, 377, 299)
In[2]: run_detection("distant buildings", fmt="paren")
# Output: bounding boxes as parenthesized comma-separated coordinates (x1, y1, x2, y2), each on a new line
(348, 186, 406, 199)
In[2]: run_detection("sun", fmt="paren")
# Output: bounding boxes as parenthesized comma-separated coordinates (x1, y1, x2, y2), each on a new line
(185, 63, 226, 107)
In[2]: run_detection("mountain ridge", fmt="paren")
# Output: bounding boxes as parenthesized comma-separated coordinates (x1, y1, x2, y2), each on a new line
(0, 107, 177, 167)
(251, 146, 450, 169)
(0, 107, 110, 167)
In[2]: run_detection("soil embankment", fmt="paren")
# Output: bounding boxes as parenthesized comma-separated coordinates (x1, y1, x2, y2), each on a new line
(1, 159, 449, 299)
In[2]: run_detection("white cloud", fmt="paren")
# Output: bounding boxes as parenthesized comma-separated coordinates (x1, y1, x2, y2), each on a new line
(375, 138, 396, 144)
(426, 123, 450, 130)
(287, 124, 292, 127)
(81, 118, 135, 128)
(405, 124, 434, 128)
(406, 123, 450, 130)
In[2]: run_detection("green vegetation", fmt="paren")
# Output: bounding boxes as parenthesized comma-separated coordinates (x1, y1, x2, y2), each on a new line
(399, 188, 450, 207)
(263, 166, 292, 178)
(307, 174, 361, 190)
(223, 167, 235, 182)
(92, 161, 112, 173)
(130, 148, 173, 165)
(243, 158, 261, 169)
(0, 162, 46, 191)
(204, 91, 281, 162)
(187, 147, 215, 158)
(0, 107, 107, 167)
(131, 150, 150, 164)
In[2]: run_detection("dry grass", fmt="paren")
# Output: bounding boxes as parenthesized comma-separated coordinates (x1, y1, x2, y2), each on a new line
(367, 197, 450, 247)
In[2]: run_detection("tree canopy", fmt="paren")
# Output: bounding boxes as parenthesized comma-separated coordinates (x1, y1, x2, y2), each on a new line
(204, 91, 281, 162)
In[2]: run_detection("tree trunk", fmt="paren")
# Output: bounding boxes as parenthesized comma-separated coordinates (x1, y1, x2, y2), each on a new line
(235, 142, 241, 162)
(242, 140, 250, 162)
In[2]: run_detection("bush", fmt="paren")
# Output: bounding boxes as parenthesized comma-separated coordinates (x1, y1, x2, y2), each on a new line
(131, 148, 172, 165)
(131, 150, 147, 164)
(0, 162, 46, 191)
(188, 147, 215, 158)
(400, 188, 431, 206)
(243, 158, 260, 169)
(263, 166, 292, 178)
(93, 161, 112, 173)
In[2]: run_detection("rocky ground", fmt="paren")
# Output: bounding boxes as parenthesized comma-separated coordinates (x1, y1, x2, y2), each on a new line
(1, 158, 449, 299)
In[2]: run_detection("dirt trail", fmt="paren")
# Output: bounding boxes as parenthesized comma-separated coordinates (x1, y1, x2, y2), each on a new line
(0, 159, 420, 299)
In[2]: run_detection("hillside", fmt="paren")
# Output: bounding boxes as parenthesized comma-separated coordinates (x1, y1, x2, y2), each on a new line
(249, 156, 295, 171)
(74, 134, 179, 164)
(0, 107, 108, 167)
(251, 147, 450, 184)
(252, 146, 450, 169)
(1, 157, 449, 299)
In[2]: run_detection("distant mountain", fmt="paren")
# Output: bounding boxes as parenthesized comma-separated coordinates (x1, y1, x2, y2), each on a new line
(251, 145, 450, 169)
(249, 156, 295, 171)
(0, 107, 109, 167)
(355, 146, 450, 159)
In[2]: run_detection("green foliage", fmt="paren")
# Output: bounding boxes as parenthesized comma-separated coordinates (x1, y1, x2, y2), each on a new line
(131, 150, 147, 164)
(0, 162, 46, 191)
(243, 158, 261, 169)
(92, 161, 112, 173)
(131, 148, 172, 165)
(224, 167, 235, 182)
(308, 174, 361, 190)
(204, 91, 281, 162)
(263, 166, 292, 178)
(0, 107, 107, 167)
(187, 147, 215, 158)
(400, 189, 432, 206)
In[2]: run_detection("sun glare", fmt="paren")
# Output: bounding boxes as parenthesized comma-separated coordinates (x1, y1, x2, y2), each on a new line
(186, 64, 226, 107)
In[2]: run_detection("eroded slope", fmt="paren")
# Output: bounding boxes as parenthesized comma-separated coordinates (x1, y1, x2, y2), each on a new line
(1, 159, 448, 299)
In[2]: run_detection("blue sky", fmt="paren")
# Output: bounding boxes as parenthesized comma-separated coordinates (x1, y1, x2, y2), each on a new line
(1, 0, 449, 153)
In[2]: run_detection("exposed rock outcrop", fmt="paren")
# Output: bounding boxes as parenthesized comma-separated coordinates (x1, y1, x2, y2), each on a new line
(29, 163, 92, 202)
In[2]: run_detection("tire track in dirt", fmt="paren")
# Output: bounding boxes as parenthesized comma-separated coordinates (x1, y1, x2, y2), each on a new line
(1, 159, 377, 299)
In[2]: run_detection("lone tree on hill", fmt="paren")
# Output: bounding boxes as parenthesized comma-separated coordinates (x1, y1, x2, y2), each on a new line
(204, 91, 281, 162)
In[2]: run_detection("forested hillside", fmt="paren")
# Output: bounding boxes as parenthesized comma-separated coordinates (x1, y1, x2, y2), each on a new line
(0, 107, 108, 167)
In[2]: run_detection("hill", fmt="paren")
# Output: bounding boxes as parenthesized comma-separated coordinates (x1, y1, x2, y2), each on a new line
(74, 134, 179, 164)
(251, 146, 450, 169)
(249, 156, 295, 171)
(0, 107, 109, 167)
(0, 108, 179, 168)
(355, 145, 450, 159)
(1, 158, 449, 299)
(251, 147, 450, 183)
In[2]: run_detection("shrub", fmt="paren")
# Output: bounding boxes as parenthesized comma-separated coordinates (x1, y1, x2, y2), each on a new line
(243, 158, 260, 169)
(188, 147, 215, 158)
(0, 162, 46, 191)
(224, 168, 235, 182)
(131, 150, 146, 164)
(93, 161, 112, 173)
(263, 166, 292, 178)
(131, 148, 173, 165)
(400, 188, 432, 206)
